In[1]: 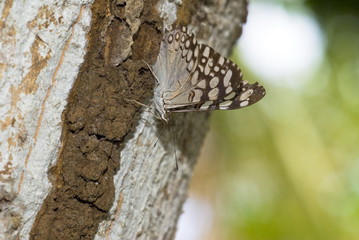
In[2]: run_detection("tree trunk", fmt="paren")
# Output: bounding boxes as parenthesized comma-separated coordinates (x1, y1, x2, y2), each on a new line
(0, 0, 247, 239)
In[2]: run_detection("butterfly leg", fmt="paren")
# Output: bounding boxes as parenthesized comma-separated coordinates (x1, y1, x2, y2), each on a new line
(124, 99, 162, 121)
(142, 59, 160, 84)
(124, 99, 150, 108)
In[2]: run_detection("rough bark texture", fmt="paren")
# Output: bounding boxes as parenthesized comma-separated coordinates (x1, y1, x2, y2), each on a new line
(0, 0, 247, 239)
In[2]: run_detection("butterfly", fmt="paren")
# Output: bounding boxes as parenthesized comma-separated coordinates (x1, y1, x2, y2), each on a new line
(149, 25, 265, 122)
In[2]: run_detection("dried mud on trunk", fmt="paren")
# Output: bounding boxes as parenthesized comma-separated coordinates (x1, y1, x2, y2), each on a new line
(30, 0, 162, 239)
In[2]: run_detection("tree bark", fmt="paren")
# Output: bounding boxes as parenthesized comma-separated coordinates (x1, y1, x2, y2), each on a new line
(0, 0, 247, 239)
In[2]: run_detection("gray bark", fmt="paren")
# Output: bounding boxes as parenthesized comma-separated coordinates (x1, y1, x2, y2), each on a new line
(0, 0, 247, 239)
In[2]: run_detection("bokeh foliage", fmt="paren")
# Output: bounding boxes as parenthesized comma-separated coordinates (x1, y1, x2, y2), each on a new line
(191, 0, 359, 239)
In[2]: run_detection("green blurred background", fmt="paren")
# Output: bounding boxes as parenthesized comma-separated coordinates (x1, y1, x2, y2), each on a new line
(177, 0, 359, 239)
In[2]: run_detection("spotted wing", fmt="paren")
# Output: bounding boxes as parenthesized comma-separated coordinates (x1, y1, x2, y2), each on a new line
(152, 25, 265, 112)
(170, 82, 265, 112)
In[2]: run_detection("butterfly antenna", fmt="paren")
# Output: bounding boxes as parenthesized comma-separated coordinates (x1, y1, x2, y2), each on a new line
(171, 125, 178, 171)
(154, 125, 167, 147)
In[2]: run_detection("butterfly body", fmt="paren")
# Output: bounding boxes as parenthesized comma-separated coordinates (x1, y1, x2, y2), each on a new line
(151, 26, 265, 122)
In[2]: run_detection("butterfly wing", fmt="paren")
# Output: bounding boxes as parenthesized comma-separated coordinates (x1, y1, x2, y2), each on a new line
(169, 82, 266, 112)
(152, 26, 198, 95)
(152, 25, 265, 116)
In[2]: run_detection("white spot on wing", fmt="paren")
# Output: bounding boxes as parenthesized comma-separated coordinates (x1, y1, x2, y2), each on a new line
(203, 46, 210, 57)
(209, 77, 219, 88)
(223, 70, 232, 86)
(224, 91, 236, 100)
(187, 59, 194, 71)
(225, 86, 233, 94)
(200, 101, 213, 110)
(219, 100, 233, 108)
(186, 49, 193, 62)
(208, 58, 213, 67)
(185, 39, 190, 48)
(194, 45, 199, 57)
(218, 56, 225, 65)
(193, 89, 203, 102)
(198, 80, 206, 88)
(208, 88, 219, 99)
(239, 89, 254, 101)
(191, 71, 199, 85)
(181, 35, 185, 42)
(240, 100, 249, 107)
(204, 64, 210, 75)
